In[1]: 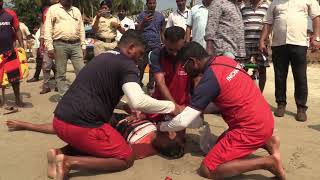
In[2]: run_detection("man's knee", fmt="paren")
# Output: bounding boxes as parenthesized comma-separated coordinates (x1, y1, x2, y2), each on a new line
(199, 162, 213, 179)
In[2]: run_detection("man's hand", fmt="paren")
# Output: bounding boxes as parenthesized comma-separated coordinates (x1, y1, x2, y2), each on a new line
(143, 14, 153, 23)
(96, 9, 107, 18)
(310, 37, 320, 52)
(48, 49, 55, 59)
(171, 104, 186, 116)
(110, 22, 120, 29)
(259, 41, 268, 55)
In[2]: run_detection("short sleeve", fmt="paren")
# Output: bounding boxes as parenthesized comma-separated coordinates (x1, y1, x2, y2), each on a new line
(120, 58, 140, 85)
(166, 13, 173, 28)
(149, 48, 162, 73)
(129, 19, 135, 29)
(186, 8, 193, 27)
(190, 68, 220, 111)
(136, 12, 144, 24)
(6, 10, 20, 30)
(263, 1, 275, 24)
(308, 0, 320, 19)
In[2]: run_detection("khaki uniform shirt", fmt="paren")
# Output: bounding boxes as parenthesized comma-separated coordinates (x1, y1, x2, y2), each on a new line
(44, 3, 86, 51)
(92, 15, 120, 40)
(264, 0, 320, 47)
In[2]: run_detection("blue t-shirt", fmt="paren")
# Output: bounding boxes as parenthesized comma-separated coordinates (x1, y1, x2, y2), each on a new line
(137, 11, 165, 50)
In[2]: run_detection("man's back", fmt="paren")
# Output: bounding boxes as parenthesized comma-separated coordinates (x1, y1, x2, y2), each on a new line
(0, 8, 19, 54)
(210, 57, 273, 134)
(54, 50, 139, 128)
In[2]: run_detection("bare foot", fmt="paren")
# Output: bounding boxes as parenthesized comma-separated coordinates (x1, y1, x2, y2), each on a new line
(263, 136, 280, 155)
(5, 120, 27, 131)
(55, 154, 70, 180)
(268, 153, 286, 180)
(47, 149, 57, 179)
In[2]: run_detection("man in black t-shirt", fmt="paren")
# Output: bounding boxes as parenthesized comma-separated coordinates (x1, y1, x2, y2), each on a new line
(47, 30, 181, 180)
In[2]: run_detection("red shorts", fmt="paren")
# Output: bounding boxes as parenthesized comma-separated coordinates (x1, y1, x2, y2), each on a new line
(203, 129, 272, 171)
(53, 117, 133, 160)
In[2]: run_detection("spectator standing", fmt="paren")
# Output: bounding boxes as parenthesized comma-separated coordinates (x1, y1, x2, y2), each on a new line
(116, 4, 135, 42)
(92, 0, 125, 56)
(185, 0, 212, 48)
(260, 0, 320, 121)
(166, 0, 190, 30)
(240, 0, 270, 91)
(44, 0, 86, 97)
(0, 0, 24, 107)
(136, 0, 166, 92)
(205, 0, 246, 58)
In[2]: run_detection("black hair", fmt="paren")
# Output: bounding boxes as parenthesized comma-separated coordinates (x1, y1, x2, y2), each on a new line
(118, 29, 146, 48)
(100, 0, 112, 8)
(117, 4, 128, 11)
(153, 140, 185, 159)
(177, 41, 209, 63)
(146, 0, 155, 3)
(164, 26, 185, 42)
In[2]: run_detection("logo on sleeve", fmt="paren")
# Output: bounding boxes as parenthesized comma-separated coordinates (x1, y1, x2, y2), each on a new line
(0, 22, 11, 26)
(226, 64, 242, 82)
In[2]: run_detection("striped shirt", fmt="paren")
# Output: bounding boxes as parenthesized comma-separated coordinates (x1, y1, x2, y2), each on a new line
(240, 1, 269, 46)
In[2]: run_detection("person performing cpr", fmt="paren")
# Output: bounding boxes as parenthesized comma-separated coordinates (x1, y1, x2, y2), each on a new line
(159, 42, 286, 180)
(38, 30, 182, 180)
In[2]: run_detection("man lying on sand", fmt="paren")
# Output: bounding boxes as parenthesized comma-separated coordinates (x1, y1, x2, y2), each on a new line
(6, 112, 186, 179)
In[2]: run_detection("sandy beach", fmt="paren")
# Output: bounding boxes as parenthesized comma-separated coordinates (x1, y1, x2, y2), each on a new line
(0, 62, 319, 180)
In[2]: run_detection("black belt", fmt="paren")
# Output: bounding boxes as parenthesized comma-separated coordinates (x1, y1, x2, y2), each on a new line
(95, 36, 115, 43)
(55, 39, 80, 44)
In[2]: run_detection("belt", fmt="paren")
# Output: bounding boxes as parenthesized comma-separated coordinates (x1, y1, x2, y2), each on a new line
(95, 36, 115, 43)
(55, 39, 80, 44)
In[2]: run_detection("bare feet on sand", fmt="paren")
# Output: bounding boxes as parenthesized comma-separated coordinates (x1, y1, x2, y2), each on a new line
(264, 136, 280, 155)
(5, 120, 27, 131)
(268, 153, 286, 180)
(264, 136, 286, 180)
(55, 154, 70, 180)
(47, 149, 57, 179)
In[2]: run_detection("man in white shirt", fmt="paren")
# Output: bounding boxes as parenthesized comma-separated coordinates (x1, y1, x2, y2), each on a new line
(116, 4, 135, 42)
(166, 0, 189, 30)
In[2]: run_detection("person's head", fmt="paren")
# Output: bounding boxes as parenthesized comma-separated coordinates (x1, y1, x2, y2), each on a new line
(202, 0, 213, 7)
(146, 0, 156, 12)
(60, 0, 73, 8)
(152, 130, 186, 159)
(100, 0, 112, 11)
(176, 0, 186, 12)
(118, 29, 146, 62)
(177, 41, 210, 78)
(164, 26, 185, 56)
(117, 4, 128, 20)
(50, 0, 59, 5)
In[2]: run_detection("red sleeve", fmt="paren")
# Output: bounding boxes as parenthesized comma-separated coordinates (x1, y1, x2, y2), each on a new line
(5, 9, 19, 30)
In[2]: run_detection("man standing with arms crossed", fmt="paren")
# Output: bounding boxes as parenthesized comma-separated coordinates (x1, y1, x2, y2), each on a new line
(44, 0, 85, 97)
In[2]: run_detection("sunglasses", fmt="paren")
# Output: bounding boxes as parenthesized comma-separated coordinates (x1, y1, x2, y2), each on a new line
(182, 58, 192, 69)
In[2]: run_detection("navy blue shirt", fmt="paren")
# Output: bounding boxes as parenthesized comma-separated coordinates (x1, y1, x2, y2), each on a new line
(0, 9, 19, 54)
(54, 50, 140, 128)
(137, 11, 165, 50)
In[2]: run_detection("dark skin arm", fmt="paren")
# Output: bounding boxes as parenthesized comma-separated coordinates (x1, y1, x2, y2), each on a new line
(259, 24, 272, 54)
(16, 27, 24, 49)
(160, 20, 166, 44)
(311, 16, 320, 51)
(154, 72, 176, 102)
(185, 26, 192, 43)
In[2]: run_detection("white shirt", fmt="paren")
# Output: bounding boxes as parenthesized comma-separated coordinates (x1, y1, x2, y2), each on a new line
(33, 29, 41, 49)
(264, 0, 320, 47)
(166, 8, 190, 30)
(116, 17, 136, 42)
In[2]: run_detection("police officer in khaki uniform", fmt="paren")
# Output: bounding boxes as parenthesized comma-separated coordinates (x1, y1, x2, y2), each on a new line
(92, 0, 125, 56)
